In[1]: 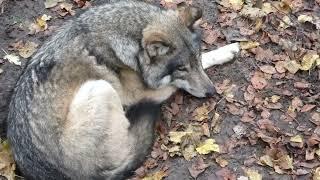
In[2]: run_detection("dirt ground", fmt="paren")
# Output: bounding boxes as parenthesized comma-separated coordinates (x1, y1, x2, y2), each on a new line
(0, 0, 319, 179)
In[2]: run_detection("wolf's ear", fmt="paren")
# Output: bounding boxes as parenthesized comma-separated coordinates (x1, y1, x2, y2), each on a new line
(177, 2, 202, 28)
(142, 31, 172, 59)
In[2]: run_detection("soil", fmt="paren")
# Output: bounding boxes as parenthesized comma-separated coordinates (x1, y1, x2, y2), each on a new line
(0, 0, 319, 179)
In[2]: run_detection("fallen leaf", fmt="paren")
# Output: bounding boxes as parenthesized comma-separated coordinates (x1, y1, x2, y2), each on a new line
(59, 2, 75, 16)
(262, 2, 277, 14)
(311, 113, 320, 126)
(240, 5, 266, 20)
(254, 47, 274, 61)
(0, 140, 16, 180)
(314, 167, 320, 180)
(219, 0, 244, 11)
(240, 41, 260, 50)
(215, 168, 236, 180)
(301, 104, 316, 112)
(300, 53, 318, 71)
(251, 73, 268, 90)
(142, 170, 167, 180)
(245, 169, 262, 180)
(216, 156, 229, 167)
(271, 95, 281, 103)
(284, 60, 301, 74)
(279, 15, 293, 29)
(188, 158, 208, 178)
(275, 61, 287, 73)
(193, 104, 211, 121)
(168, 145, 181, 157)
(3, 54, 21, 66)
(290, 135, 303, 143)
(44, 0, 64, 8)
(169, 131, 191, 144)
(196, 139, 220, 154)
(260, 65, 276, 74)
(203, 29, 220, 45)
(182, 145, 196, 161)
(18, 41, 38, 58)
(294, 82, 310, 89)
(298, 14, 313, 23)
(29, 14, 52, 34)
(259, 155, 273, 167)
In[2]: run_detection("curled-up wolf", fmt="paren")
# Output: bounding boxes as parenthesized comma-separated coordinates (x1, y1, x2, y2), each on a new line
(7, 1, 239, 179)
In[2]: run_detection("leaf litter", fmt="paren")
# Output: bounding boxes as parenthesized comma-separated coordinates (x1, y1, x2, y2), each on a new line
(1, 0, 320, 179)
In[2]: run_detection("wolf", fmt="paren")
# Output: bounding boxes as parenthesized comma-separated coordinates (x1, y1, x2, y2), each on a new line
(6, 1, 239, 179)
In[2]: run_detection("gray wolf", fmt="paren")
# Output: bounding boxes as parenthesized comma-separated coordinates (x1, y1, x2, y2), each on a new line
(7, 1, 239, 179)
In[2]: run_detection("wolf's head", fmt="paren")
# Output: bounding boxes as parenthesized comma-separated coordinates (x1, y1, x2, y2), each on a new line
(138, 3, 215, 98)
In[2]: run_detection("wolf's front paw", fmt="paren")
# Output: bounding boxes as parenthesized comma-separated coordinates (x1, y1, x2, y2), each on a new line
(201, 42, 240, 69)
(218, 42, 240, 63)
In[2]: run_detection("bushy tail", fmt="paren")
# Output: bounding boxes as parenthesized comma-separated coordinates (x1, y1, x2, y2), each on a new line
(115, 100, 160, 179)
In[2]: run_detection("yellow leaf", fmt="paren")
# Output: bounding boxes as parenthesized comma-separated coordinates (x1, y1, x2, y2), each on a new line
(240, 41, 260, 50)
(229, 0, 244, 10)
(283, 60, 301, 74)
(196, 139, 220, 154)
(271, 95, 281, 103)
(3, 54, 21, 66)
(260, 155, 273, 167)
(316, 149, 320, 157)
(300, 53, 318, 71)
(298, 15, 313, 23)
(290, 135, 303, 143)
(245, 169, 262, 180)
(314, 167, 320, 180)
(169, 131, 191, 144)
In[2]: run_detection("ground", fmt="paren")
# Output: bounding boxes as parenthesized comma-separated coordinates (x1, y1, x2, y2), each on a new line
(0, 0, 319, 179)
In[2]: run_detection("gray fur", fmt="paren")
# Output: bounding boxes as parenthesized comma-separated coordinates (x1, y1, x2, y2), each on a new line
(7, 1, 215, 179)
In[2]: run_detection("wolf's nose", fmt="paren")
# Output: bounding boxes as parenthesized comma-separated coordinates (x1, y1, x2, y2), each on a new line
(205, 86, 216, 97)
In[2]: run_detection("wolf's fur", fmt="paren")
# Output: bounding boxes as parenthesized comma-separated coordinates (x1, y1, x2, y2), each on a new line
(7, 1, 239, 179)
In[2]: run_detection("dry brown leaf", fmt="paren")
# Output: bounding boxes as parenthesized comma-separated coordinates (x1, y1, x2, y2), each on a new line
(193, 104, 211, 121)
(301, 104, 316, 112)
(216, 156, 229, 167)
(0, 140, 16, 180)
(18, 41, 39, 58)
(203, 29, 220, 45)
(44, 0, 64, 8)
(240, 5, 266, 20)
(142, 169, 168, 180)
(275, 61, 287, 73)
(219, 0, 244, 11)
(251, 73, 268, 90)
(259, 65, 276, 74)
(188, 158, 208, 179)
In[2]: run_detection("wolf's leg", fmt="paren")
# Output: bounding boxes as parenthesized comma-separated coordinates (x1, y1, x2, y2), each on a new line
(61, 80, 131, 176)
(62, 80, 158, 178)
(201, 42, 240, 69)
